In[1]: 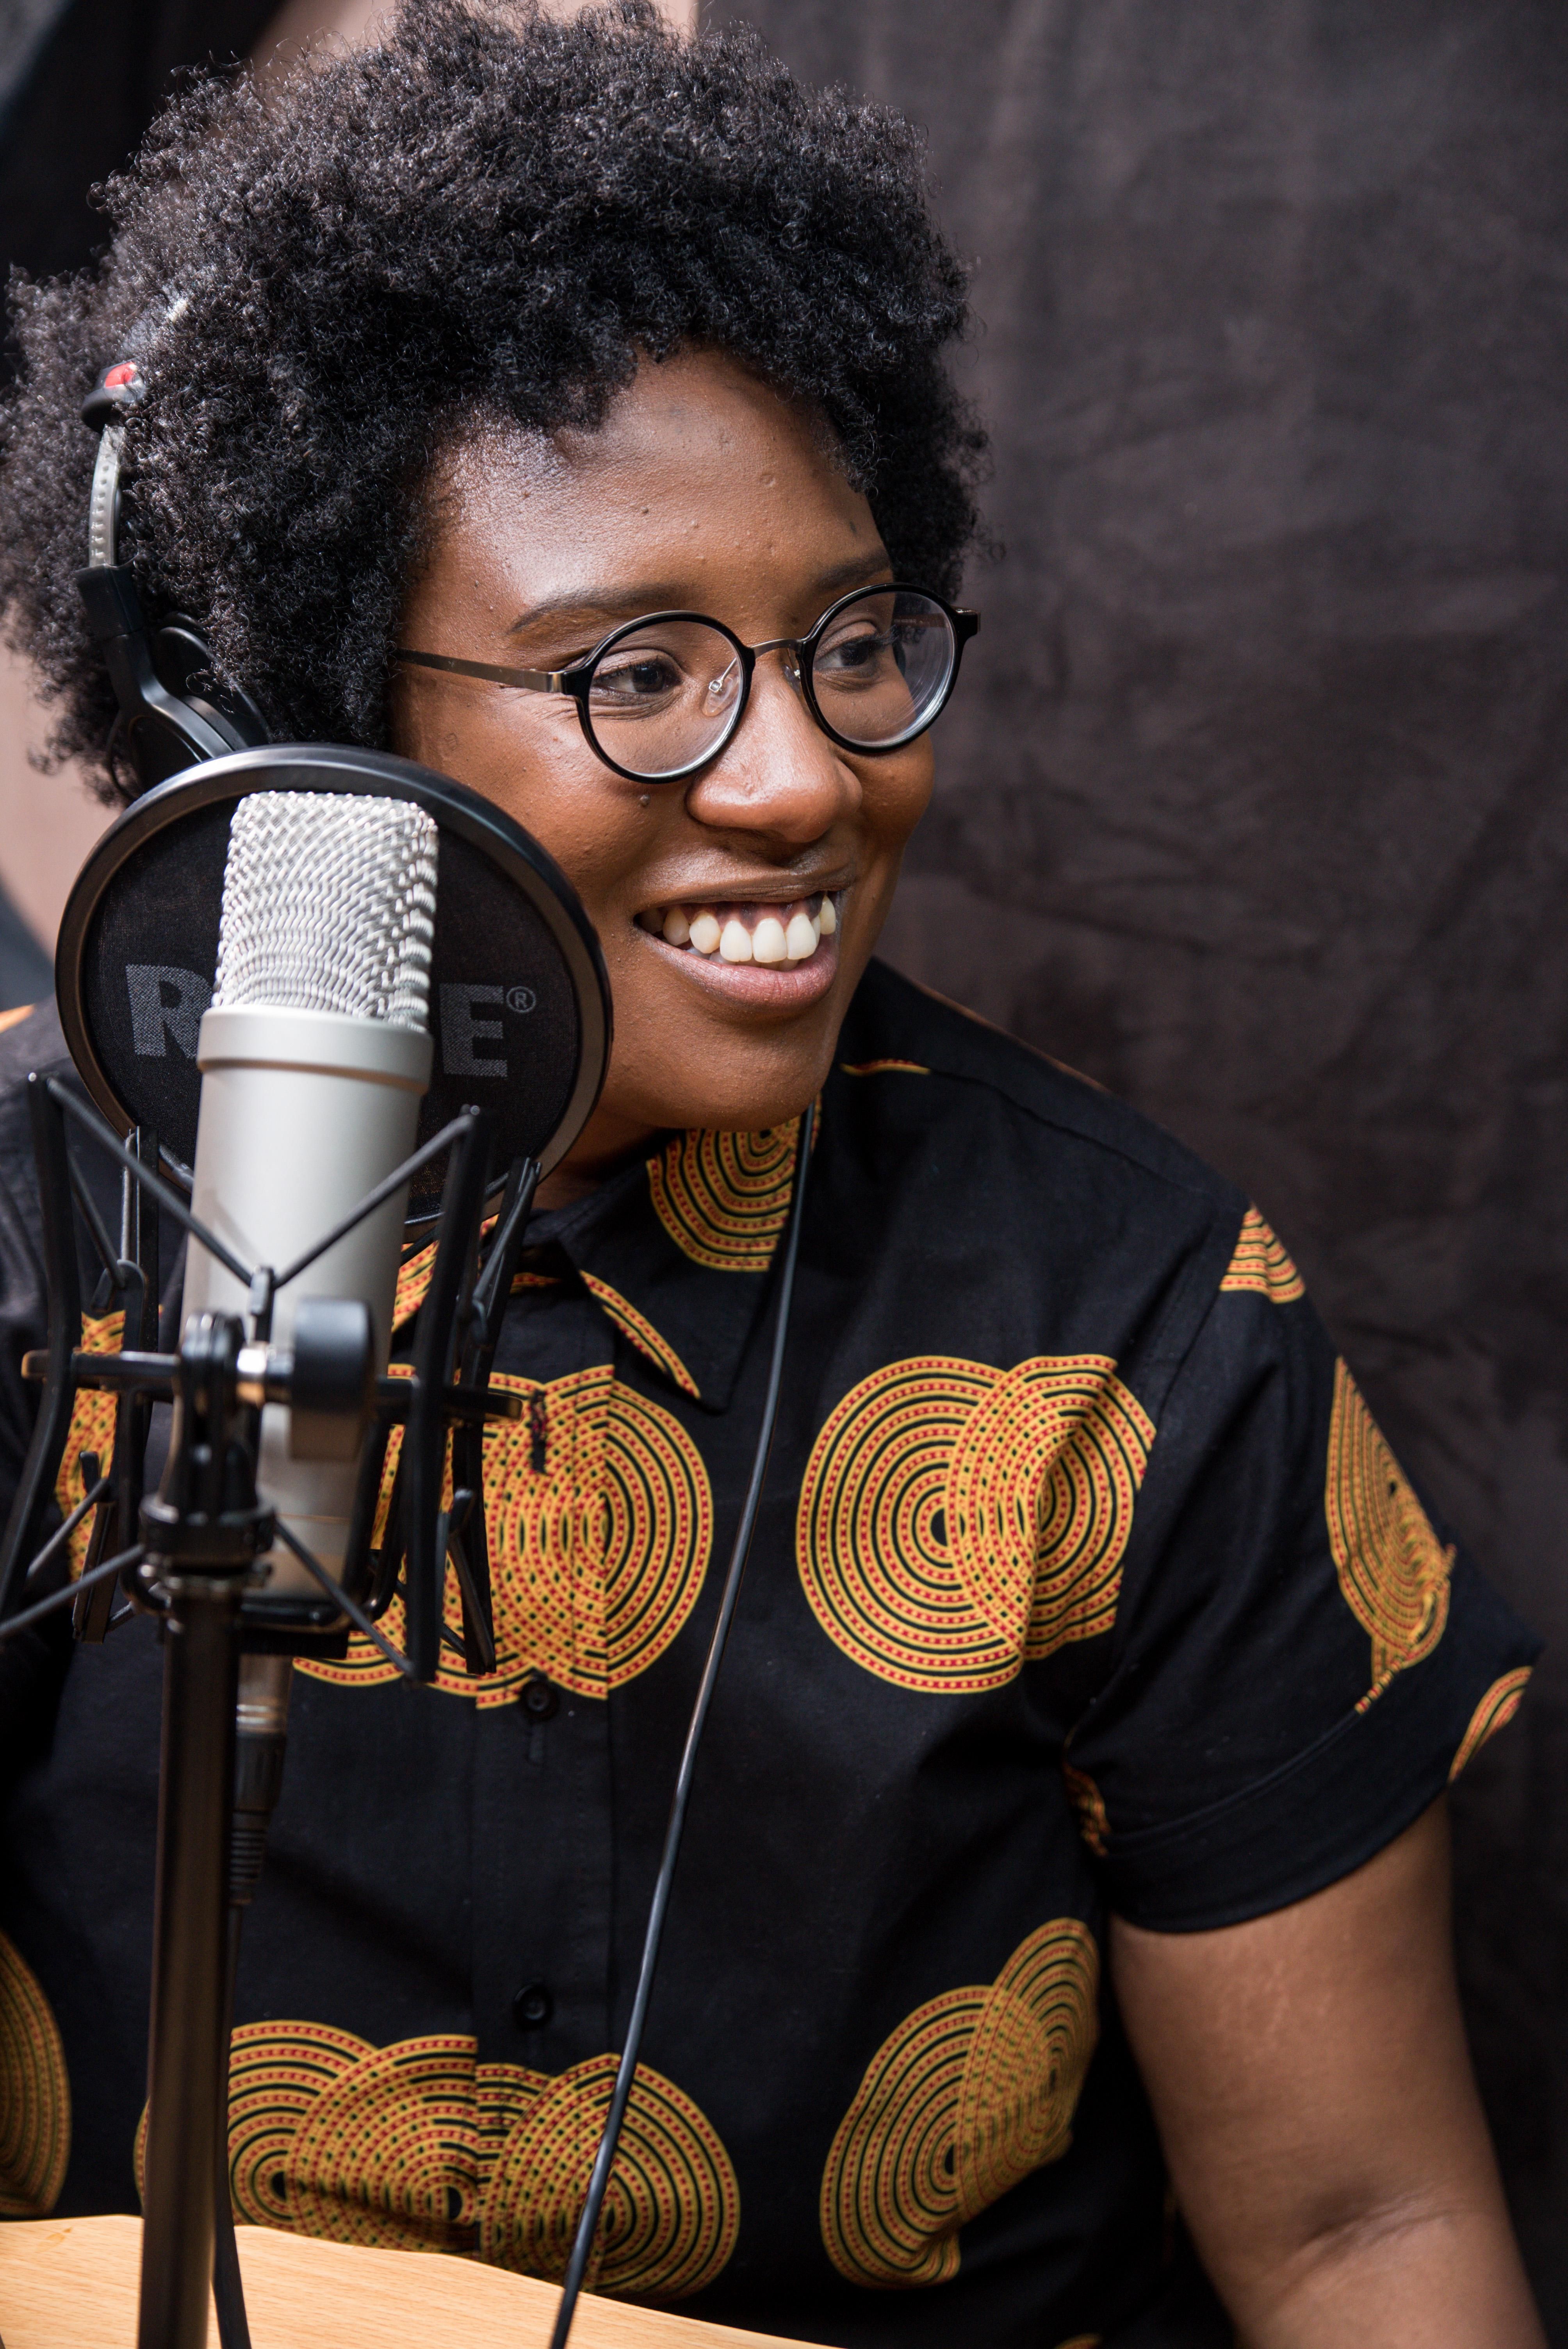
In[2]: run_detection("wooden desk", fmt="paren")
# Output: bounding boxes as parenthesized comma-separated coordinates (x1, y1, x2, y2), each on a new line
(0, 2216, 826, 2349)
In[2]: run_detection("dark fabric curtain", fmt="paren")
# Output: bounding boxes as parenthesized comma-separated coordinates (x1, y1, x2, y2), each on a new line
(0, 0, 276, 292)
(724, 0, 1568, 2328)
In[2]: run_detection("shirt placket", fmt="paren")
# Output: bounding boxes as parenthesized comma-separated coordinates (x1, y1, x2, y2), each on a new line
(470, 1288, 616, 2083)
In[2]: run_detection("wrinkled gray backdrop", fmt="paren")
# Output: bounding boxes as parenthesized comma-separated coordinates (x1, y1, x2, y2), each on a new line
(726, 0, 1568, 2326)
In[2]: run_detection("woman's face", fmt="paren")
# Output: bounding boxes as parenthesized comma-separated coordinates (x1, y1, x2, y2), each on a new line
(392, 349, 935, 1197)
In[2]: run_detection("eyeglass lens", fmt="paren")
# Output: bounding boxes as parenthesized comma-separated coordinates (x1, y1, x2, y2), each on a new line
(583, 589, 956, 781)
(810, 589, 955, 752)
(586, 618, 745, 781)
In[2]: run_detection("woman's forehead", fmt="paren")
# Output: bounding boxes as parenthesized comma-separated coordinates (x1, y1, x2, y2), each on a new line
(441, 353, 846, 510)
(422, 351, 884, 628)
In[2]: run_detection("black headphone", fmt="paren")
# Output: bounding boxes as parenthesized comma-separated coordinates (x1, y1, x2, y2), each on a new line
(76, 360, 269, 793)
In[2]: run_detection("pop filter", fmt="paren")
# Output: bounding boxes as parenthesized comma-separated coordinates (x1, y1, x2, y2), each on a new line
(55, 744, 611, 1215)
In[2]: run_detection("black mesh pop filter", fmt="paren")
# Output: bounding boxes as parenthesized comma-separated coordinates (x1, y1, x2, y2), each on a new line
(55, 745, 612, 1214)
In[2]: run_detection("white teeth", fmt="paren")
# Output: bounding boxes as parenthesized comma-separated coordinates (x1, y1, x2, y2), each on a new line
(659, 895, 839, 964)
(751, 914, 788, 964)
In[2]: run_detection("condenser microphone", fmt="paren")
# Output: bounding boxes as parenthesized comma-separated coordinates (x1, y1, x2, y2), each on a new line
(179, 790, 438, 1594)
(16, 745, 612, 2349)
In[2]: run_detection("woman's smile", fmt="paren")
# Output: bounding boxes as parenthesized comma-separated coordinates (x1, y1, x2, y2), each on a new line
(632, 886, 844, 1007)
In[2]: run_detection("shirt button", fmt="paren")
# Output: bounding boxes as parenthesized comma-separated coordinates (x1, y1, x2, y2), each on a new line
(522, 1675, 559, 1721)
(512, 1980, 554, 2031)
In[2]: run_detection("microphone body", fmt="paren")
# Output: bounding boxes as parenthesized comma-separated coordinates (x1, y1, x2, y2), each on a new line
(182, 1003, 431, 1592)
(173, 787, 439, 1598)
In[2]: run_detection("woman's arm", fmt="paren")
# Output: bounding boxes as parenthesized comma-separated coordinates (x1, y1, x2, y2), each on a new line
(1112, 1798, 1542, 2347)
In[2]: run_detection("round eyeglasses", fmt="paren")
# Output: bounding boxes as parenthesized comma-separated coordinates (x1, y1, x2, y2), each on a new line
(396, 583, 978, 786)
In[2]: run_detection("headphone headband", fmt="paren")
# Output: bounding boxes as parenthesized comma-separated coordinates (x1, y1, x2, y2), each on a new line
(82, 357, 145, 433)
(76, 359, 269, 793)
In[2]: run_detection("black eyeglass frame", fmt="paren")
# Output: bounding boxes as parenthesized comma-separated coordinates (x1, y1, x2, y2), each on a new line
(396, 582, 980, 785)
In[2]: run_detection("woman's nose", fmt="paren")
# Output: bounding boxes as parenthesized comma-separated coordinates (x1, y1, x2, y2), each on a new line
(684, 649, 858, 844)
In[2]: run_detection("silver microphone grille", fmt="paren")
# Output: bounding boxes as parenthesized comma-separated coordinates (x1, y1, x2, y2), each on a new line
(213, 792, 438, 1030)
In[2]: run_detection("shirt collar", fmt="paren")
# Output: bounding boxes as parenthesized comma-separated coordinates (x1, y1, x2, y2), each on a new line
(393, 1112, 811, 1413)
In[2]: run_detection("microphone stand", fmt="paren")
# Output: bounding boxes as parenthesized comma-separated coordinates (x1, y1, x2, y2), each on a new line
(136, 1317, 265, 2349)
(0, 1075, 533, 2349)
(212, 1651, 293, 2349)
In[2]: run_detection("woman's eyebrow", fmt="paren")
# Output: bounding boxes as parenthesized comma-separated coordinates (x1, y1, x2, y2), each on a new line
(505, 552, 894, 637)
(813, 551, 896, 597)
(506, 585, 697, 634)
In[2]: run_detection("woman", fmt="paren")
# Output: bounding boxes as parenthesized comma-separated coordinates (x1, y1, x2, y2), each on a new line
(0, 6, 1544, 2343)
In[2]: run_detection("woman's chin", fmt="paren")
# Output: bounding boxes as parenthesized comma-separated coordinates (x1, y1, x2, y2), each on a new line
(614, 1028, 839, 1142)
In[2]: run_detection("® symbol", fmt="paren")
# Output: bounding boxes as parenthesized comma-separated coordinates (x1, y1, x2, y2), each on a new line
(506, 985, 536, 1014)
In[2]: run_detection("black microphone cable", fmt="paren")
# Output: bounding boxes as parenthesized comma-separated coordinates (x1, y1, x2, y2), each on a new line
(546, 1096, 816, 2349)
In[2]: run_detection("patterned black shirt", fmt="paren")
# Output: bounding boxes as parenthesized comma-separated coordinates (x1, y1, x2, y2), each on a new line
(0, 964, 1538, 2347)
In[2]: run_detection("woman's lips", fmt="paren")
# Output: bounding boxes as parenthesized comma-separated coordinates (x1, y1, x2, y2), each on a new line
(634, 890, 844, 1006)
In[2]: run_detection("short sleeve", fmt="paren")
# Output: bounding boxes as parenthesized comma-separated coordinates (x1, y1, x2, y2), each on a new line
(1064, 1215, 1539, 1931)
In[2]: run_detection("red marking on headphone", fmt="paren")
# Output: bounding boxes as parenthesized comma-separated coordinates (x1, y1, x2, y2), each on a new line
(104, 362, 138, 389)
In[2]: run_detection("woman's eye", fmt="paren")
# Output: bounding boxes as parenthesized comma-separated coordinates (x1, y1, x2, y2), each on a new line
(591, 653, 683, 704)
(816, 626, 895, 677)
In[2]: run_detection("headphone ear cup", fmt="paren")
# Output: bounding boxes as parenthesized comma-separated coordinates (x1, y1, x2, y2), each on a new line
(77, 566, 268, 796)
(152, 619, 269, 752)
(123, 702, 252, 791)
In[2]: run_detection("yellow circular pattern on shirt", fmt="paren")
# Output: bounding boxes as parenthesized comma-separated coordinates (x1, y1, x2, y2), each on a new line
(288, 2034, 481, 2253)
(480, 2050, 740, 2301)
(1219, 1207, 1305, 1303)
(820, 1918, 1099, 2287)
(301, 1365, 711, 1706)
(152, 2021, 738, 2301)
(227, 2019, 374, 2228)
(1326, 1359, 1453, 1688)
(1449, 1666, 1532, 1782)
(797, 1356, 1153, 1691)
(52, 1310, 124, 1577)
(0, 1929, 69, 2217)
(647, 1119, 803, 1270)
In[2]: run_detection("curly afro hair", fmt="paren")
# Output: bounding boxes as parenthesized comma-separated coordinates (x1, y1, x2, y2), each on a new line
(0, 0, 981, 800)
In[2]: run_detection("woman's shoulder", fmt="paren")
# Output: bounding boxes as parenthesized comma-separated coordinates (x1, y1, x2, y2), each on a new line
(835, 958, 1246, 1227)
(824, 961, 1260, 1407)
(0, 1000, 72, 1224)
(0, 998, 67, 1079)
